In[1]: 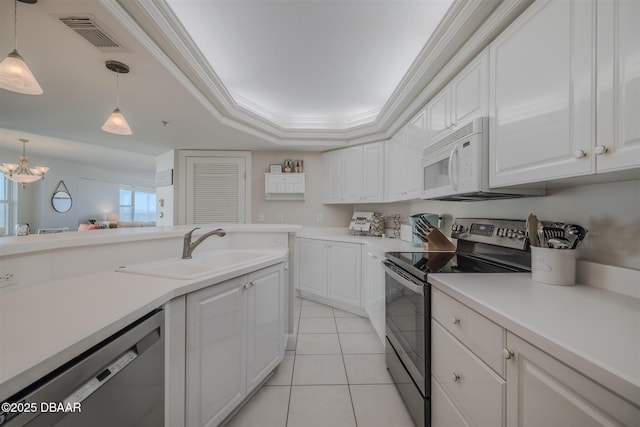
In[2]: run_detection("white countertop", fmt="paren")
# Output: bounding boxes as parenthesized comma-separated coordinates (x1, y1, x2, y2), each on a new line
(428, 272, 640, 406)
(0, 248, 288, 401)
(297, 227, 427, 253)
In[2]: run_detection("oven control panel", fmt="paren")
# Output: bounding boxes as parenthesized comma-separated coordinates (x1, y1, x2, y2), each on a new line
(451, 218, 528, 250)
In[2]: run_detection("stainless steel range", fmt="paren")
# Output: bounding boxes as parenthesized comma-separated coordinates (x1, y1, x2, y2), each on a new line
(383, 218, 531, 427)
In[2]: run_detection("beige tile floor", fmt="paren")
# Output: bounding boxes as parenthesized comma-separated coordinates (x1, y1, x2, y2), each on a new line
(224, 297, 416, 427)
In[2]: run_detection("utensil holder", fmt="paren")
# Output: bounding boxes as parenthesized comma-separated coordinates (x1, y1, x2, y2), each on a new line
(421, 228, 456, 251)
(531, 246, 576, 286)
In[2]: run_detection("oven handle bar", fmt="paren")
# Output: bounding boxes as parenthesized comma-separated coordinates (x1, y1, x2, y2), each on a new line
(382, 262, 424, 295)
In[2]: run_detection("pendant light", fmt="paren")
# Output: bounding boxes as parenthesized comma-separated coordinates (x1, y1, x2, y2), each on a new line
(0, 0, 43, 95)
(0, 139, 49, 188)
(102, 60, 132, 135)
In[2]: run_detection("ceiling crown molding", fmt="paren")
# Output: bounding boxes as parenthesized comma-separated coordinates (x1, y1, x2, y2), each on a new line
(105, 0, 531, 147)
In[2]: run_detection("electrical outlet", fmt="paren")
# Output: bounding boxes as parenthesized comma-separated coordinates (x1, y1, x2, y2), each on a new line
(277, 213, 284, 223)
(0, 265, 19, 288)
(316, 213, 323, 223)
(258, 212, 265, 222)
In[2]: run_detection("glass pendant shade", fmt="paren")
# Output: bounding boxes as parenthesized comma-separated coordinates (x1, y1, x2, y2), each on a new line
(102, 107, 133, 135)
(1, 139, 49, 186)
(0, 50, 43, 95)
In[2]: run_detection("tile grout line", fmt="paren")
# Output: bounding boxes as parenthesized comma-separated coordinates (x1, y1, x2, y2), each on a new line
(334, 306, 359, 427)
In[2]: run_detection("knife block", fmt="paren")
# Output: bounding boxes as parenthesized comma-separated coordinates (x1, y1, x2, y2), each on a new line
(421, 228, 456, 251)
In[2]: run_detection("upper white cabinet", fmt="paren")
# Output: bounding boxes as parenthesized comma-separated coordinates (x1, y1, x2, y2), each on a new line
(323, 142, 384, 204)
(489, 0, 639, 187)
(596, 0, 640, 173)
(489, 0, 596, 186)
(385, 111, 424, 202)
(427, 48, 489, 146)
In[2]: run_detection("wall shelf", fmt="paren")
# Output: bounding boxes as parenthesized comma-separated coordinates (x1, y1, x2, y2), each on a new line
(264, 173, 306, 201)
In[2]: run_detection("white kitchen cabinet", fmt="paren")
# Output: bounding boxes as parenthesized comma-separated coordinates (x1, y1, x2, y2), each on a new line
(489, 0, 597, 186)
(186, 264, 285, 427)
(596, 0, 640, 173)
(322, 142, 384, 204)
(186, 276, 246, 427)
(323, 150, 345, 203)
(505, 332, 640, 426)
(385, 111, 424, 202)
(431, 313, 505, 427)
(246, 266, 284, 391)
(426, 48, 488, 146)
(363, 246, 385, 343)
(298, 238, 363, 311)
(264, 173, 305, 201)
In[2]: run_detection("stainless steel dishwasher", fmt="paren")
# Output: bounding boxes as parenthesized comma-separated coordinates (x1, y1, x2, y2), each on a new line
(1, 309, 164, 427)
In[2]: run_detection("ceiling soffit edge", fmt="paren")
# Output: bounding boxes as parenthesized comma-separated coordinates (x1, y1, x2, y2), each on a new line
(106, 0, 531, 147)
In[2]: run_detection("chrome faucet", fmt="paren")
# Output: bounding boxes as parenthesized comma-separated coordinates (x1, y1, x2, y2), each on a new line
(182, 227, 226, 259)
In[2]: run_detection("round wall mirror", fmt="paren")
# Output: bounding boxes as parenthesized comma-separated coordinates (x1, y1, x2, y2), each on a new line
(51, 181, 72, 213)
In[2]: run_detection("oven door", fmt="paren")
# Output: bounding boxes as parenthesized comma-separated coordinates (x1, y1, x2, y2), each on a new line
(383, 261, 429, 396)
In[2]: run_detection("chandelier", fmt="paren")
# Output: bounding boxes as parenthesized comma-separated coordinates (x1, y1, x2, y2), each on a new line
(0, 139, 49, 188)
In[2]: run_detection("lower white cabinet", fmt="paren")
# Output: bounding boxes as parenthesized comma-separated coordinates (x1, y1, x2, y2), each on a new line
(432, 288, 640, 427)
(298, 238, 362, 311)
(505, 332, 640, 427)
(363, 246, 385, 342)
(185, 264, 285, 427)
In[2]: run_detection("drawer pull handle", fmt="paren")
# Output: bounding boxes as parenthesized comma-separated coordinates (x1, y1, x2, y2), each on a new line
(452, 372, 460, 382)
(451, 316, 460, 325)
(503, 348, 514, 360)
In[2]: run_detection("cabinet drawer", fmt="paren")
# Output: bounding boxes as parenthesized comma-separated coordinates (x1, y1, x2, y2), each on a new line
(431, 375, 471, 427)
(432, 288, 504, 375)
(432, 320, 505, 427)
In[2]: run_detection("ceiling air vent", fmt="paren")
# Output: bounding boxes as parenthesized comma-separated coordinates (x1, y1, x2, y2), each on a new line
(59, 16, 126, 52)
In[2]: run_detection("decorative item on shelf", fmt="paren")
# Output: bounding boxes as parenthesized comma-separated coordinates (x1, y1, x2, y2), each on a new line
(269, 164, 282, 173)
(369, 213, 385, 237)
(283, 159, 293, 173)
(1, 138, 49, 188)
(294, 159, 303, 173)
(15, 223, 29, 236)
(102, 60, 132, 135)
(0, 0, 43, 95)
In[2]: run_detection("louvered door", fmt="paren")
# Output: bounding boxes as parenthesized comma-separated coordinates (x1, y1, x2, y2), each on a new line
(185, 156, 246, 224)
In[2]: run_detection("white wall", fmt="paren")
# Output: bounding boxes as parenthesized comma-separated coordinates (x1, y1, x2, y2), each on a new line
(251, 151, 353, 227)
(3, 149, 155, 233)
(360, 179, 640, 270)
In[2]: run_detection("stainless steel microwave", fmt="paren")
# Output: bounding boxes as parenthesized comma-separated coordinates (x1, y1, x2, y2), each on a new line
(420, 117, 545, 201)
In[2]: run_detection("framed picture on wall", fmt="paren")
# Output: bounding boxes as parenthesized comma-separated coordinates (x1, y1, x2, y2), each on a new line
(269, 164, 282, 173)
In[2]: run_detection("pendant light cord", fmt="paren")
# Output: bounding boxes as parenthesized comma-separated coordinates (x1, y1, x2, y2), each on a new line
(13, 0, 18, 51)
(116, 71, 120, 108)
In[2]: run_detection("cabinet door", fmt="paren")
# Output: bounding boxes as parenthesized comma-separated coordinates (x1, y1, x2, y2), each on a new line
(596, 0, 640, 173)
(384, 137, 407, 202)
(362, 142, 385, 202)
(327, 241, 362, 307)
(451, 48, 488, 128)
(323, 151, 345, 203)
(299, 239, 328, 298)
(246, 265, 284, 391)
(426, 88, 451, 145)
(186, 277, 246, 427)
(343, 146, 364, 202)
(505, 332, 640, 426)
(363, 247, 385, 343)
(489, 0, 596, 186)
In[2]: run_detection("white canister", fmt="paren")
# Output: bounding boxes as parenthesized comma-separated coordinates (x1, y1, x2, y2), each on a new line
(530, 246, 576, 286)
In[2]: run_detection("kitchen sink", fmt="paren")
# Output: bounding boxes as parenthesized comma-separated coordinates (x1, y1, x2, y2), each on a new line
(115, 250, 272, 280)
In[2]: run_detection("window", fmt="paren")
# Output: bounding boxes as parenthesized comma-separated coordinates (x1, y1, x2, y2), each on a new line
(119, 187, 156, 223)
(0, 177, 16, 235)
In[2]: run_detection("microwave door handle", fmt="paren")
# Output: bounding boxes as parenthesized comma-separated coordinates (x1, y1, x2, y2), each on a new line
(448, 145, 459, 191)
